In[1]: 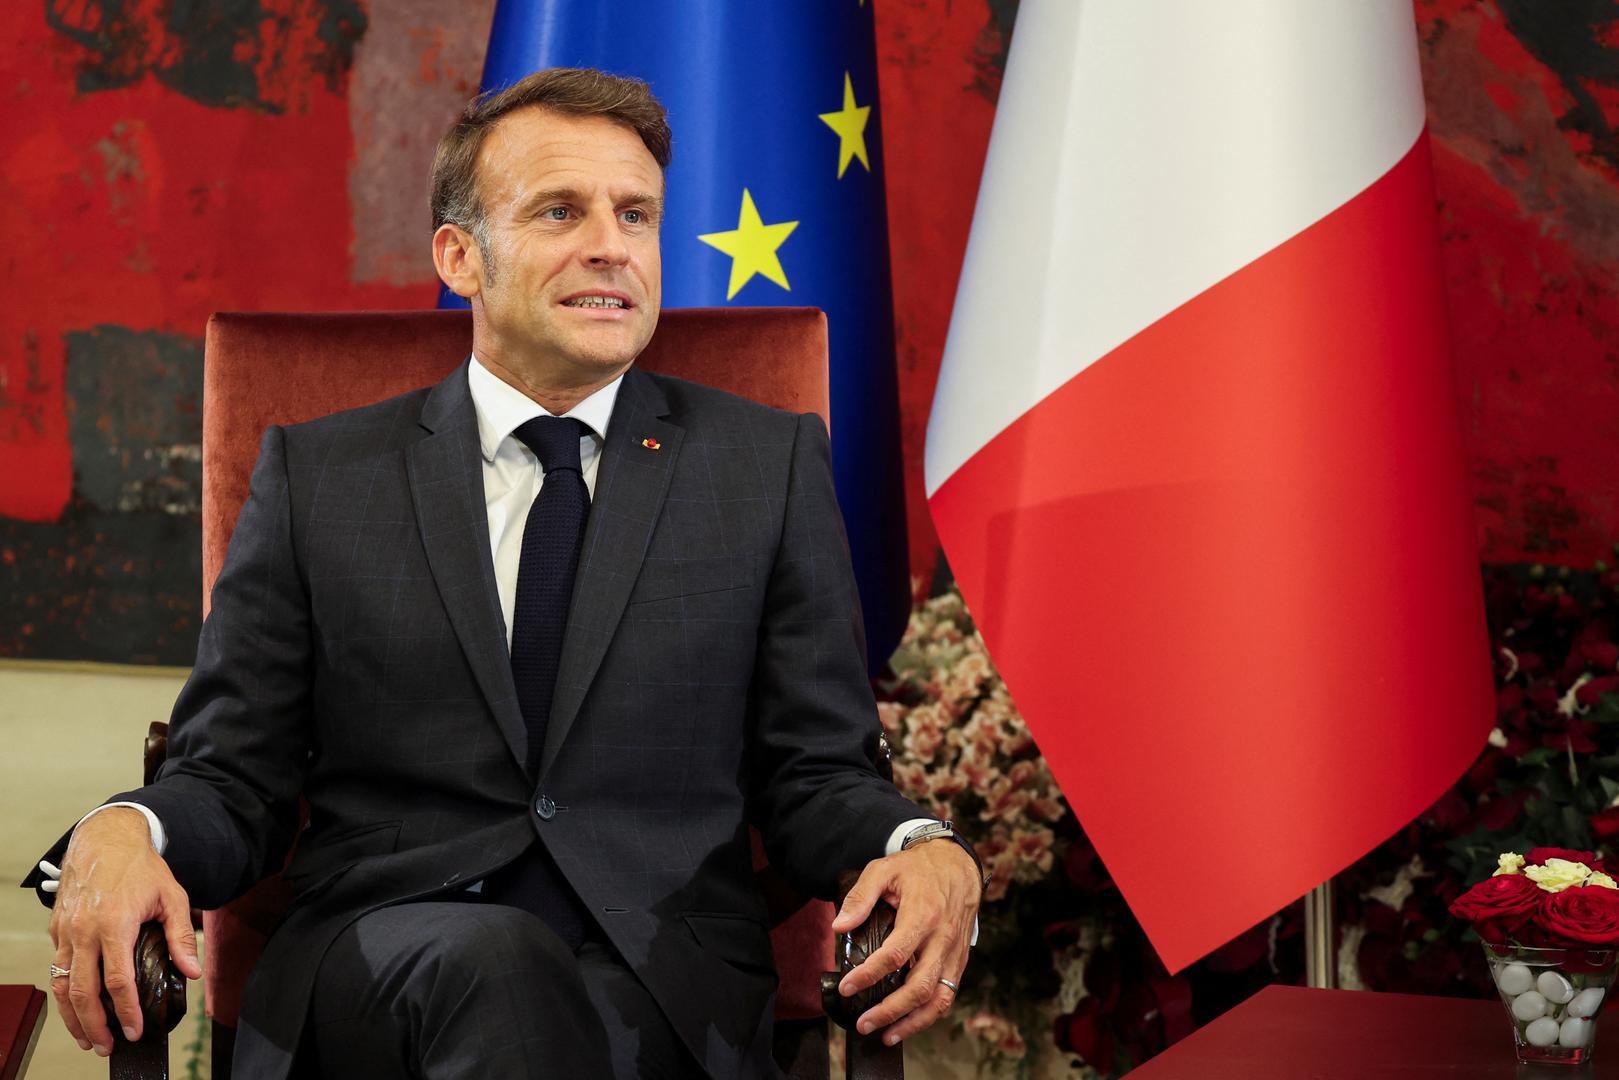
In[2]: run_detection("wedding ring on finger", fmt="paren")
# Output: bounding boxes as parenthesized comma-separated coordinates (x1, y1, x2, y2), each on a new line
(938, 977, 959, 993)
(50, 964, 71, 979)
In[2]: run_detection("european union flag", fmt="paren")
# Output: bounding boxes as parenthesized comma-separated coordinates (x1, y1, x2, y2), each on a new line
(461, 1, 911, 671)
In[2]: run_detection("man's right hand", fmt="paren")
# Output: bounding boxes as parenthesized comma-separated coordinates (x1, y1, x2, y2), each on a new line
(47, 807, 201, 1057)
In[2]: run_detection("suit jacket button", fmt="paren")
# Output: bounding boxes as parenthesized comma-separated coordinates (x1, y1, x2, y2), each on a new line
(535, 796, 557, 821)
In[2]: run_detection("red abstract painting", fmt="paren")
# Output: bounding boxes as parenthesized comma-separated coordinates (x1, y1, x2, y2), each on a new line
(3, 0, 1617, 662)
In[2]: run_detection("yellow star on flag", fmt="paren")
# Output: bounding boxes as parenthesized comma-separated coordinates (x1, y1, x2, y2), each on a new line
(697, 189, 800, 300)
(818, 72, 871, 178)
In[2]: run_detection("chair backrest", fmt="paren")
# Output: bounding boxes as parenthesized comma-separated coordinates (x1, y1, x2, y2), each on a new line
(202, 307, 830, 601)
(197, 307, 834, 1028)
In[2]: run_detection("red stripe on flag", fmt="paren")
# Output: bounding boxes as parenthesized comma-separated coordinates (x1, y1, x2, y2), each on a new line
(929, 131, 1493, 973)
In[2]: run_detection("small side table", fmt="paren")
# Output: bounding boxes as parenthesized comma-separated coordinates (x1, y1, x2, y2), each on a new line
(1128, 984, 1619, 1078)
(0, 986, 46, 1080)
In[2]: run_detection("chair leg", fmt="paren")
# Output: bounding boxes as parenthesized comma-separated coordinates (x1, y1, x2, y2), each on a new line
(213, 1022, 236, 1078)
(846, 1031, 904, 1080)
(108, 1030, 167, 1080)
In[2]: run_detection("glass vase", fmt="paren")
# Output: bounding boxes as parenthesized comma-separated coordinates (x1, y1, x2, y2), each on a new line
(1485, 943, 1619, 1065)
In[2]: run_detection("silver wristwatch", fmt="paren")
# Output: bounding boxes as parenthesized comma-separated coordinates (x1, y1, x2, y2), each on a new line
(900, 820, 957, 850)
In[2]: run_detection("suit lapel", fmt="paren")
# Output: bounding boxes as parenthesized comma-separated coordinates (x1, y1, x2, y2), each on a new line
(541, 367, 683, 778)
(406, 362, 530, 774)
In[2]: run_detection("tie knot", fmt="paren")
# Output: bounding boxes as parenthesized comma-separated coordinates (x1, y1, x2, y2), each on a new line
(513, 416, 590, 473)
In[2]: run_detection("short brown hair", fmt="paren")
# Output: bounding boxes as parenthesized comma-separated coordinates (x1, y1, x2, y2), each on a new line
(430, 67, 672, 245)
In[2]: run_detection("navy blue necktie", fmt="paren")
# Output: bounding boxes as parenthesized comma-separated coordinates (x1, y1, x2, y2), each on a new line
(509, 415, 591, 771)
(484, 414, 594, 947)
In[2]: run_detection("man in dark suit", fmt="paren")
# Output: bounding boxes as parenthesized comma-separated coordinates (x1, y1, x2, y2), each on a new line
(27, 68, 982, 1078)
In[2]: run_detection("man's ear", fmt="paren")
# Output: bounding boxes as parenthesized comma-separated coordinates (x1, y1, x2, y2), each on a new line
(433, 223, 482, 299)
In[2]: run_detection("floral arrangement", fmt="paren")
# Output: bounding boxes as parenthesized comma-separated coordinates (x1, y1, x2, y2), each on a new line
(1452, 848, 1619, 1056)
(1336, 557, 1619, 999)
(884, 554, 1619, 1077)
(1451, 848, 1619, 947)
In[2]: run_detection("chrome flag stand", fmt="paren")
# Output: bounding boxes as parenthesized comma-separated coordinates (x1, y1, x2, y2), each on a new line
(1305, 880, 1338, 989)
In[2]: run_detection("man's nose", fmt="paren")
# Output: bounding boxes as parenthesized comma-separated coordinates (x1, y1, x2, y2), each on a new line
(581, 211, 630, 267)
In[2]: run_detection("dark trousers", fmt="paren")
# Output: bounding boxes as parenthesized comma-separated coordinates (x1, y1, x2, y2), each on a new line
(308, 901, 702, 1079)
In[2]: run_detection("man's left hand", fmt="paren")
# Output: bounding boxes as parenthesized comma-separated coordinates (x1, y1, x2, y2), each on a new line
(831, 838, 982, 1045)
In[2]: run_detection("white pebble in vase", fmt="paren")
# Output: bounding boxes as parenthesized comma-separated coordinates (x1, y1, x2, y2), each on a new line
(1498, 964, 1535, 996)
(1513, 990, 1550, 1021)
(1569, 988, 1607, 1019)
(1560, 1016, 1595, 1048)
(1537, 970, 1576, 1004)
(1525, 1017, 1562, 1047)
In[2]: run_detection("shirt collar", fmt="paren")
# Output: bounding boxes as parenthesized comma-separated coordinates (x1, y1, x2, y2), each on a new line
(467, 353, 624, 463)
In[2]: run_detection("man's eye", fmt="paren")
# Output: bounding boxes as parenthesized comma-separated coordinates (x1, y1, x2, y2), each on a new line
(544, 207, 569, 220)
(622, 209, 643, 224)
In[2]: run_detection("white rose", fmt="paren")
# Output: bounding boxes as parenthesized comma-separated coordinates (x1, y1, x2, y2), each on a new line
(1525, 858, 1593, 893)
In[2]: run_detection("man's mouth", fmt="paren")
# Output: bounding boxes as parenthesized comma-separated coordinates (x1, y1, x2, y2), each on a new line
(562, 295, 628, 309)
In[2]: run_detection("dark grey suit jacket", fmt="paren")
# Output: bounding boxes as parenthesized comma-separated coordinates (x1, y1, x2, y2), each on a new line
(29, 361, 921, 1080)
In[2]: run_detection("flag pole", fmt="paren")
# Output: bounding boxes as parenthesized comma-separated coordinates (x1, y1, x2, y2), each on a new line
(1304, 879, 1337, 989)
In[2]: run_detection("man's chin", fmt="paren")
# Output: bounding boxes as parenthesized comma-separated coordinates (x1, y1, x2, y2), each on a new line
(564, 328, 654, 372)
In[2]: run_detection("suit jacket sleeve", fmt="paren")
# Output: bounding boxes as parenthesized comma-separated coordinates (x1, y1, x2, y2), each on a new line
(747, 412, 923, 899)
(23, 426, 315, 910)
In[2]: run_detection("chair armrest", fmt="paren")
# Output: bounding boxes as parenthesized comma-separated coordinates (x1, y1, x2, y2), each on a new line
(143, 722, 168, 787)
(109, 922, 186, 1079)
(813, 730, 905, 1078)
(821, 870, 905, 1080)
(107, 723, 186, 1077)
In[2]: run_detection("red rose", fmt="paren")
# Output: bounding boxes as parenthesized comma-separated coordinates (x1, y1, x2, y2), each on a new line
(1055, 999, 1113, 1074)
(1528, 848, 1598, 867)
(1475, 790, 1531, 832)
(1464, 751, 1505, 794)
(1577, 676, 1619, 707)
(1449, 872, 1542, 931)
(1063, 836, 1107, 891)
(1580, 641, 1618, 671)
(1529, 685, 1561, 714)
(1592, 808, 1619, 844)
(1423, 791, 1470, 832)
(1539, 885, 1619, 946)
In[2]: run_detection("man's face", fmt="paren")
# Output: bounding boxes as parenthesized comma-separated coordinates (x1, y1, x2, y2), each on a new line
(464, 107, 663, 382)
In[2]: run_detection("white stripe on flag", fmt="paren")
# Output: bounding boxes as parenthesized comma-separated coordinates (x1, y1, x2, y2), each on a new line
(925, 0, 1428, 493)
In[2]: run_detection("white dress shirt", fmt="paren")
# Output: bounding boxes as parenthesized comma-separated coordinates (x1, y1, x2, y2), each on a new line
(467, 354, 620, 648)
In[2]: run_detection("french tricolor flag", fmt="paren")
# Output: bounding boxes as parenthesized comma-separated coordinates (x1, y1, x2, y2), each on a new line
(927, 0, 1495, 972)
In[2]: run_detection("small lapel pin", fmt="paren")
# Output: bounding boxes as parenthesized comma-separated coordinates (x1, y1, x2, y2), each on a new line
(641, 437, 661, 451)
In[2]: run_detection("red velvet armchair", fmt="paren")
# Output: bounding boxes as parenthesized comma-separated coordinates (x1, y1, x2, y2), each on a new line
(116, 308, 904, 1080)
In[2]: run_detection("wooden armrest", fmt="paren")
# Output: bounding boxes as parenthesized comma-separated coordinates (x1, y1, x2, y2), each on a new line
(143, 722, 168, 787)
(820, 734, 905, 1077)
(112, 722, 186, 1080)
(821, 870, 905, 1080)
(108, 922, 186, 1079)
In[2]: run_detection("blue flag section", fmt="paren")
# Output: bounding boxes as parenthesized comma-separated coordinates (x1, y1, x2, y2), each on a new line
(455, 0, 912, 671)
